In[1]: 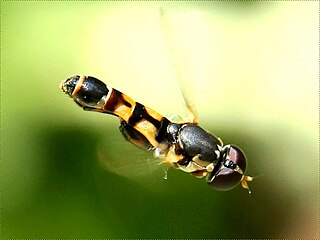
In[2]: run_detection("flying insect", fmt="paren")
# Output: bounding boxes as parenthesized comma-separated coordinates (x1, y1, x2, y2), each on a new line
(60, 75, 253, 191)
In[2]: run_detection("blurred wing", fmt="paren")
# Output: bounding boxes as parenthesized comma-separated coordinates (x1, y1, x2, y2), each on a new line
(159, 7, 199, 124)
(97, 8, 206, 180)
(96, 129, 165, 179)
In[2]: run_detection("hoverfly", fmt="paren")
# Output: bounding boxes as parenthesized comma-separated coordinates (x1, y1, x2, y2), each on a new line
(60, 75, 253, 191)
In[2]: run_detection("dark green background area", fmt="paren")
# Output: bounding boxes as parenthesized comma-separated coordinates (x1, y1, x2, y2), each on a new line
(2, 1, 318, 238)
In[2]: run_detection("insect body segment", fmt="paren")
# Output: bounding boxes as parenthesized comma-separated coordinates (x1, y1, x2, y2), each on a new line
(60, 75, 167, 149)
(60, 75, 252, 192)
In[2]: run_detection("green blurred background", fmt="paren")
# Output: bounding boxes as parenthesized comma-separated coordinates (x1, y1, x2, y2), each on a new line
(2, 1, 318, 238)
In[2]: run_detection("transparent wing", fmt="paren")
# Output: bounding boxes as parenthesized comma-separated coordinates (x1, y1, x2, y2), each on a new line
(159, 7, 202, 124)
(96, 128, 166, 179)
(96, 8, 207, 182)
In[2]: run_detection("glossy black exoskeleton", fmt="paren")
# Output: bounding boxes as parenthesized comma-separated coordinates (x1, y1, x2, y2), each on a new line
(60, 75, 252, 192)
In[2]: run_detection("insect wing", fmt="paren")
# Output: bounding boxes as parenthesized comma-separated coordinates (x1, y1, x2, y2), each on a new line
(96, 131, 164, 179)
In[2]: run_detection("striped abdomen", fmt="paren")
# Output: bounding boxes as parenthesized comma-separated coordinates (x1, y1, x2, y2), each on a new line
(60, 75, 171, 149)
(60, 75, 253, 192)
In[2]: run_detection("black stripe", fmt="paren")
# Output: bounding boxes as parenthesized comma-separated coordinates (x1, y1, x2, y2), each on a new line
(128, 102, 161, 128)
(155, 117, 171, 143)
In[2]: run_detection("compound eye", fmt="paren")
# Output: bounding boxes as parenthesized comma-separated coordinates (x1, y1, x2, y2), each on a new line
(206, 145, 247, 191)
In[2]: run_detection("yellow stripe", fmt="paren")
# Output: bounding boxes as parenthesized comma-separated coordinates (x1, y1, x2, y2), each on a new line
(72, 75, 86, 99)
(114, 102, 135, 122)
(134, 119, 159, 147)
(112, 93, 136, 121)
(145, 106, 163, 122)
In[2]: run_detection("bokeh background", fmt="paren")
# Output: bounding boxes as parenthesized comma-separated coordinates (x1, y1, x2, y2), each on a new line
(2, 1, 318, 238)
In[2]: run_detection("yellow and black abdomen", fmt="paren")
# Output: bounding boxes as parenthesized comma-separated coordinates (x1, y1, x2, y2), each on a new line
(60, 75, 171, 150)
(60, 75, 252, 191)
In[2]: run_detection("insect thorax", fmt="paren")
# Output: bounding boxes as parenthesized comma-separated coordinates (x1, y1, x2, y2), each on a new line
(160, 123, 223, 174)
